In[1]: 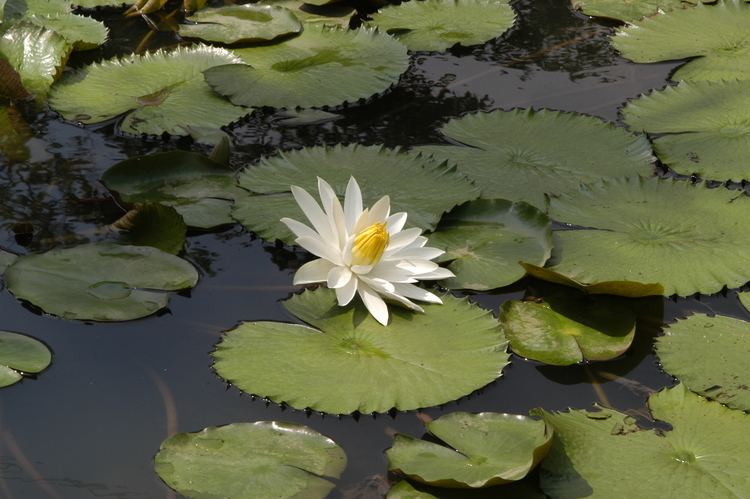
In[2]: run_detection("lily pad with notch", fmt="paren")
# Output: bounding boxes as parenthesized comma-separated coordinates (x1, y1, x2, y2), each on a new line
(179, 4, 303, 45)
(0, 331, 51, 388)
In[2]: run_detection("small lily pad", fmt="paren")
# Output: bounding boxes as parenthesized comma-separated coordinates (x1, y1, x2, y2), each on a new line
(112, 203, 187, 254)
(212, 288, 509, 414)
(370, 0, 515, 52)
(180, 4, 302, 44)
(0, 331, 51, 388)
(428, 199, 552, 291)
(5, 243, 199, 321)
(387, 412, 552, 488)
(656, 314, 750, 411)
(154, 421, 347, 499)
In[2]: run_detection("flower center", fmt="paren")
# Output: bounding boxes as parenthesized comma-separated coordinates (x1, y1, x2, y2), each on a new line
(351, 222, 389, 267)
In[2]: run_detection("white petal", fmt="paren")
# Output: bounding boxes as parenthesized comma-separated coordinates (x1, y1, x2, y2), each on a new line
(390, 246, 445, 260)
(293, 259, 335, 285)
(415, 267, 455, 280)
(291, 185, 335, 242)
(335, 276, 358, 306)
(368, 261, 420, 283)
(351, 264, 374, 275)
(295, 236, 343, 265)
(344, 177, 363, 233)
(380, 290, 424, 313)
(360, 276, 396, 294)
(330, 195, 348, 251)
(386, 212, 407, 234)
(393, 283, 443, 304)
(317, 177, 343, 248)
(358, 283, 389, 326)
(396, 259, 439, 275)
(280, 218, 319, 240)
(327, 266, 352, 289)
(369, 195, 390, 222)
(386, 228, 422, 252)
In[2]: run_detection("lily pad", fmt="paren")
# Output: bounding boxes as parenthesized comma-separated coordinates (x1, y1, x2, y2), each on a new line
(547, 176, 750, 297)
(501, 293, 636, 366)
(623, 80, 750, 181)
(370, 0, 515, 52)
(387, 480, 547, 498)
(538, 384, 750, 498)
(387, 412, 552, 488)
(101, 150, 242, 229)
(204, 25, 409, 109)
(49, 45, 247, 136)
(428, 199, 552, 291)
(739, 292, 750, 312)
(154, 421, 347, 499)
(0, 331, 52, 388)
(180, 5, 302, 44)
(212, 288, 509, 414)
(5, 243, 199, 321)
(613, 0, 750, 83)
(521, 263, 664, 297)
(0, 250, 17, 274)
(112, 203, 187, 254)
(233, 144, 479, 244)
(572, 0, 699, 23)
(656, 314, 750, 411)
(415, 109, 654, 210)
(26, 12, 107, 50)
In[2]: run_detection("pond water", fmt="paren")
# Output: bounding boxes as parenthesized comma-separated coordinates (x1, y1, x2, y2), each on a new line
(1, 0, 749, 497)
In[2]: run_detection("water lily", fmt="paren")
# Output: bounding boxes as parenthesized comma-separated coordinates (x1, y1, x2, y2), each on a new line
(281, 177, 454, 325)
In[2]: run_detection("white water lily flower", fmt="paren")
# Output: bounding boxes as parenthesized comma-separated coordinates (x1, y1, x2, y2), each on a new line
(281, 176, 454, 326)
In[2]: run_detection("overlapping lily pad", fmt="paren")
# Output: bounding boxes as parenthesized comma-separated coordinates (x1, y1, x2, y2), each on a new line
(49, 46, 247, 136)
(521, 263, 664, 297)
(547, 176, 750, 297)
(264, 0, 354, 28)
(428, 199, 552, 291)
(204, 25, 409, 109)
(613, 0, 750, 83)
(180, 4, 302, 44)
(155, 421, 347, 499)
(370, 0, 515, 52)
(112, 203, 187, 254)
(387, 412, 552, 488)
(212, 288, 508, 414)
(415, 109, 654, 210)
(233, 144, 479, 244)
(5, 243, 199, 321)
(539, 384, 750, 498)
(572, 0, 699, 23)
(0, 331, 51, 388)
(657, 314, 750, 411)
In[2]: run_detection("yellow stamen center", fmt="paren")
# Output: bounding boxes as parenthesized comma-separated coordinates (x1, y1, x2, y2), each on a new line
(351, 222, 389, 267)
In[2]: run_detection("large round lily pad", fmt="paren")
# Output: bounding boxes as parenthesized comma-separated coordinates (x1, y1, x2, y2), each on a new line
(0, 331, 52, 388)
(656, 314, 750, 411)
(572, 0, 700, 23)
(415, 109, 654, 210)
(370, 0, 515, 52)
(204, 25, 409, 109)
(212, 288, 509, 414)
(539, 384, 750, 498)
(387, 412, 552, 488)
(49, 46, 247, 136)
(547, 176, 750, 297)
(5, 243, 199, 321)
(233, 144, 479, 244)
(155, 421, 347, 499)
(180, 4, 302, 44)
(428, 199, 552, 291)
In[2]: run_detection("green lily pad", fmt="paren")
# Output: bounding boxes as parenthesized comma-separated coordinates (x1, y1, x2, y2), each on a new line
(112, 203, 187, 254)
(370, 0, 515, 52)
(49, 45, 247, 136)
(538, 384, 750, 498)
(0, 331, 52, 388)
(501, 293, 636, 366)
(739, 291, 750, 312)
(623, 80, 750, 181)
(613, 0, 750, 83)
(521, 263, 664, 298)
(571, 0, 699, 23)
(0, 249, 17, 274)
(388, 482, 438, 499)
(387, 412, 552, 488)
(101, 150, 242, 229)
(271, 0, 353, 27)
(387, 480, 547, 499)
(547, 176, 750, 297)
(154, 421, 347, 499)
(180, 5, 302, 44)
(204, 25, 408, 109)
(212, 288, 509, 414)
(415, 109, 654, 210)
(26, 12, 107, 50)
(233, 144, 479, 244)
(5, 243, 198, 321)
(428, 199, 552, 291)
(656, 314, 750, 411)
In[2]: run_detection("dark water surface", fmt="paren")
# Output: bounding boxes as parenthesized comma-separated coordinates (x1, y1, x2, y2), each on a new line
(1, 0, 746, 497)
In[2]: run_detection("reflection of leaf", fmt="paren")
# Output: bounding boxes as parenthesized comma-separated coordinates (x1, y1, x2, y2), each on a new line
(0, 331, 52, 388)
(112, 203, 186, 254)
(0, 106, 32, 163)
(180, 4, 302, 44)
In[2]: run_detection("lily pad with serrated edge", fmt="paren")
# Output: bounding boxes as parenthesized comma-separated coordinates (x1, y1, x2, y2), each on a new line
(112, 203, 187, 254)
(547, 176, 750, 297)
(25, 12, 107, 50)
(263, 0, 354, 28)
(5, 243, 198, 321)
(387, 412, 552, 488)
(623, 79, 750, 182)
(428, 199, 552, 291)
(204, 25, 408, 109)
(180, 5, 302, 44)
(49, 45, 248, 136)
(370, 0, 515, 52)
(154, 421, 347, 499)
(538, 384, 750, 498)
(233, 143, 479, 245)
(572, 0, 700, 23)
(656, 314, 750, 411)
(0, 331, 51, 388)
(212, 288, 509, 414)
(415, 109, 654, 210)
(613, 0, 750, 83)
